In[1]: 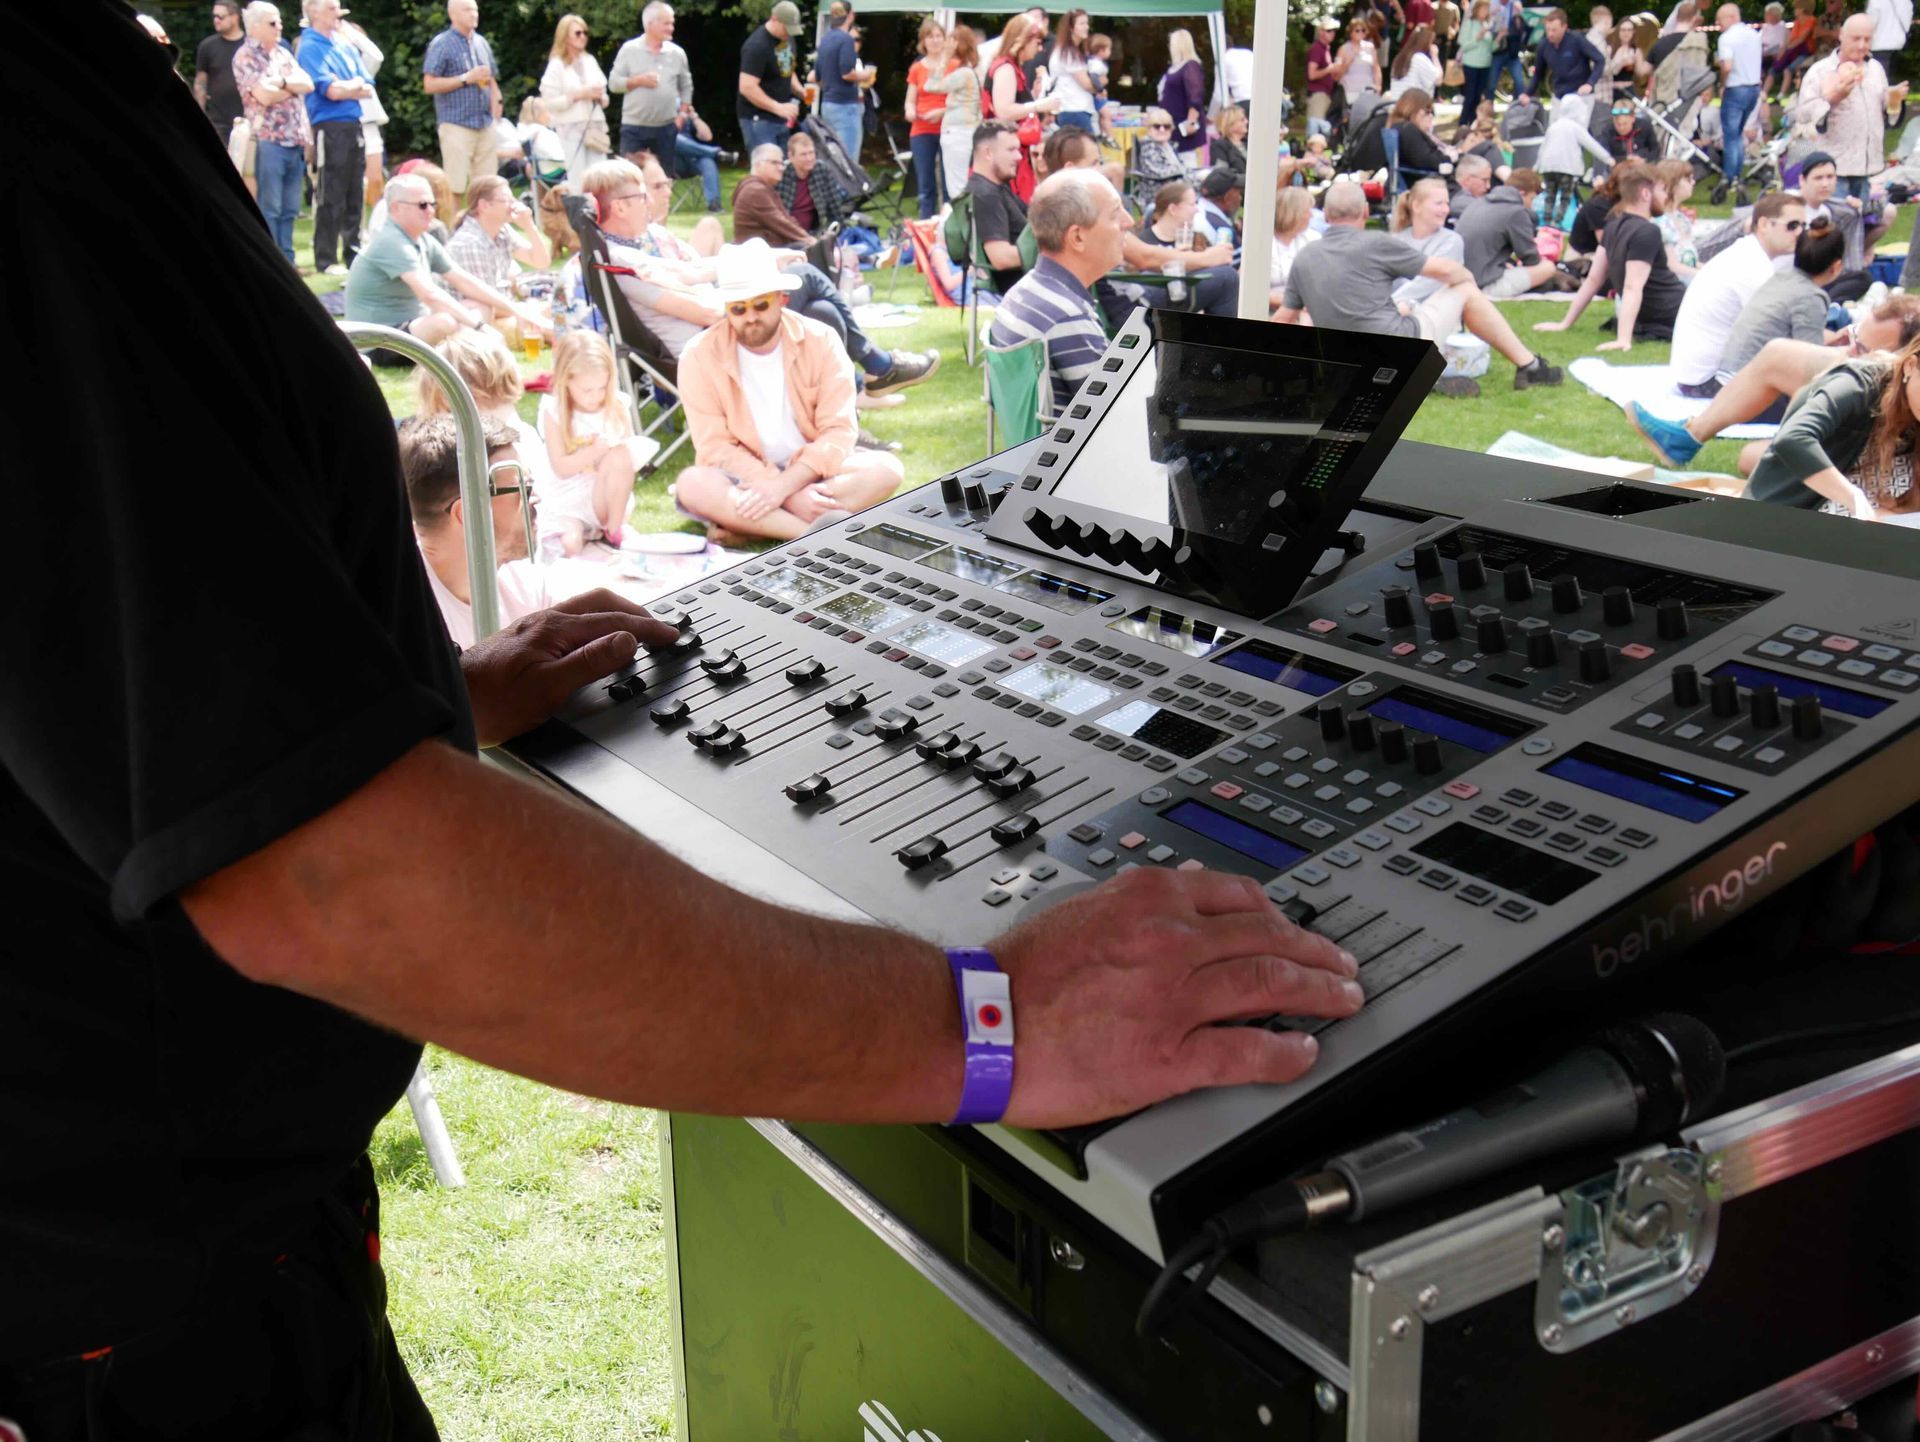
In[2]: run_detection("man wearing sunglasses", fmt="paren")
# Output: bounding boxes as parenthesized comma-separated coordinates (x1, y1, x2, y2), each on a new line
(674, 242, 906, 541)
(1667, 189, 1805, 395)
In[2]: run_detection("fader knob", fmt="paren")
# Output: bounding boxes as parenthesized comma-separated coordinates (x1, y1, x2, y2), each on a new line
(688, 720, 728, 748)
(1428, 603, 1460, 641)
(986, 766, 1036, 798)
(1318, 704, 1346, 742)
(1413, 543, 1444, 580)
(1750, 684, 1782, 729)
(940, 473, 964, 505)
(785, 773, 833, 803)
(824, 688, 868, 716)
(608, 675, 644, 703)
(1347, 714, 1377, 751)
(1474, 609, 1508, 654)
(1503, 563, 1535, 602)
(786, 658, 827, 686)
(915, 731, 961, 760)
(1578, 638, 1612, 682)
(1378, 722, 1409, 763)
(649, 697, 690, 726)
(1670, 664, 1702, 707)
(990, 813, 1041, 846)
(972, 751, 1019, 781)
(1456, 552, 1488, 590)
(944, 740, 984, 769)
(705, 727, 745, 755)
(1709, 673, 1740, 717)
(1382, 586, 1416, 629)
(657, 628, 701, 653)
(1520, 618, 1557, 668)
(1791, 695, 1824, 739)
(1602, 587, 1636, 627)
(873, 712, 920, 740)
(1550, 575, 1584, 614)
(650, 608, 689, 630)
(1411, 735, 1443, 775)
(1656, 598, 1691, 641)
(896, 835, 949, 870)
(700, 649, 743, 680)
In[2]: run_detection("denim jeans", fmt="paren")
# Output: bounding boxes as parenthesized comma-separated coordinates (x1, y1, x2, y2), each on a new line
(908, 131, 943, 217)
(1836, 174, 1872, 203)
(821, 100, 866, 164)
(256, 141, 305, 264)
(789, 262, 888, 375)
(741, 113, 790, 155)
(1054, 110, 1097, 132)
(1493, 50, 1529, 96)
(1721, 83, 1760, 186)
(1458, 65, 1492, 132)
(675, 133, 723, 206)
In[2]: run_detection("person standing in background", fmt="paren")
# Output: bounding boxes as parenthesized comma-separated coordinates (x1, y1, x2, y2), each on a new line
(1865, 0, 1910, 78)
(903, 20, 949, 218)
(738, 0, 802, 154)
(610, 3, 693, 166)
(923, 23, 981, 202)
(1337, 16, 1383, 109)
(1048, 10, 1099, 132)
(421, 0, 500, 201)
(1158, 28, 1208, 162)
(1433, 0, 1462, 62)
(194, 1, 245, 143)
(1796, 14, 1904, 202)
(817, 1, 874, 164)
(297, 0, 371, 275)
(336, 14, 388, 223)
(1455, 0, 1495, 132)
(1305, 16, 1344, 132)
(1715, 4, 1764, 193)
(233, 1, 311, 265)
(542, 13, 608, 184)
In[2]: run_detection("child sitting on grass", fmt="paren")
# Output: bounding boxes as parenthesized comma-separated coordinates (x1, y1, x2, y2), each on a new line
(537, 332, 653, 557)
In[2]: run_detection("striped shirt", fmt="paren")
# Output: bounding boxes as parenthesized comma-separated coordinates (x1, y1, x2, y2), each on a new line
(989, 257, 1109, 411)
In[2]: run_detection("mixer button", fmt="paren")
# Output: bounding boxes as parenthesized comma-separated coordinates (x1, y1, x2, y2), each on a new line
(1015, 702, 1043, 718)
(1239, 795, 1273, 814)
(785, 774, 833, 802)
(825, 733, 853, 749)
(1419, 869, 1458, 891)
(1071, 725, 1100, 741)
(1092, 666, 1120, 681)
(973, 686, 999, 700)
(1385, 815, 1422, 835)
(993, 696, 1020, 709)
(1069, 658, 1100, 674)
(1509, 818, 1546, 839)
(1545, 831, 1584, 853)
(1300, 819, 1337, 840)
(1620, 643, 1655, 660)
(1200, 682, 1230, 698)
(1342, 769, 1371, 786)
(1494, 898, 1537, 922)
(1440, 780, 1479, 800)
(1324, 846, 1361, 868)
(896, 835, 949, 870)
(1174, 696, 1203, 712)
(1141, 661, 1171, 677)
(1755, 640, 1795, 658)
(935, 589, 958, 602)
(1345, 798, 1375, 815)
(1210, 782, 1244, 800)
(1376, 782, 1405, 798)
(1837, 659, 1876, 678)
(1537, 801, 1576, 821)
(1413, 796, 1453, 816)
(1587, 845, 1626, 867)
(990, 867, 1022, 885)
(1821, 634, 1859, 652)
(1069, 823, 1104, 844)
(1795, 650, 1835, 668)
(1313, 784, 1341, 802)
(1115, 677, 1144, 691)
(902, 658, 928, 672)
(1253, 762, 1281, 778)
(1385, 854, 1422, 875)
(1292, 864, 1331, 886)
(984, 659, 1013, 673)
(1753, 745, 1786, 765)
(1711, 735, 1744, 753)
(1456, 883, 1497, 907)
(1146, 845, 1177, 864)
(1093, 736, 1123, 751)
(1253, 699, 1283, 716)
(1272, 806, 1306, 825)
(851, 719, 877, 735)
(1245, 734, 1278, 751)
(1472, 804, 1509, 824)
(1308, 619, 1339, 635)
(981, 888, 1012, 907)
(1087, 848, 1117, 867)
(1119, 744, 1150, 761)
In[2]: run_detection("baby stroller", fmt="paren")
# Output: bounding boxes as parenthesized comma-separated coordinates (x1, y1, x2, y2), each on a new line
(798, 114, 890, 221)
(1623, 67, 1723, 180)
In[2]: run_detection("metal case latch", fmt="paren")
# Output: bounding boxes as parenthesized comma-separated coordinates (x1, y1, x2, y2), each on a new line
(1535, 1145, 1720, 1352)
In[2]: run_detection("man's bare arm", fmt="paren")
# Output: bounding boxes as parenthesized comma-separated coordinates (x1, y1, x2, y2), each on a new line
(182, 742, 1362, 1129)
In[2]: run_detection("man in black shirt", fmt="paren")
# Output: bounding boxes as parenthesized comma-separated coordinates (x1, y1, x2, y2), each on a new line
(737, 0, 801, 154)
(1535, 161, 1687, 347)
(3, 10, 1364, 1436)
(194, 0, 245, 141)
(966, 120, 1030, 293)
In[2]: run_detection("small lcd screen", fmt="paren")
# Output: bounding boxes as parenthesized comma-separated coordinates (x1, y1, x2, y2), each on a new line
(893, 619, 996, 667)
(921, 545, 1026, 587)
(1097, 700, 1232, 758)
(1213, 639, 1361, 697)
(1709, 661, 1890, 720)
(853, 523, 944, 559)
(1543, 743, 1746, 824)
(818, 593, 915, 633)
(994, 569, 1115, 615)
(1364, 686, 1531, 755)
(755, 565, 840, 606)
(1000, 662, 1116, 715)
(1108, 606, 1244, 657)
(1164, 799, 1310, 873)
(1413, 822, 1597, 904)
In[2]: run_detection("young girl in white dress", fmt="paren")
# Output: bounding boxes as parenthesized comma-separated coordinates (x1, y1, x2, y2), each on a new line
(537, 332, 643, 557)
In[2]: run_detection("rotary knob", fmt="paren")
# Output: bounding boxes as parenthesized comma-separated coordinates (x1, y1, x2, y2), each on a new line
(1413, 543, 1444, 580)
(1520, 618, 1557, 668)
(1382, 586, 1416, 629)
(1656, 597, 1691, 641)
(1578, 638, 1611, 682)
(1602, 586, 1636, 627)
(1791, 695, 1824, 739)
(1347, 714, 1377, 751)
(963, 479, 990, 512)
(1550, 575, 1584, 614)
(1378, 722, 1409, 763)
(1456, 552, 1488, 590)
(1749, 684, 1782, 729)
(1671, 664, 1702, 707)
(1411, 734, 1443, 775)
(786, 658, 827, 686)
(1473, 608, 1507, 654)
(1709, 673, 1741, 717)
(1503, 562, 1535, 602)
(1428, 602, 1460, 642)
(1318, 704, 1346, 742)
(940, 473, 964, 505)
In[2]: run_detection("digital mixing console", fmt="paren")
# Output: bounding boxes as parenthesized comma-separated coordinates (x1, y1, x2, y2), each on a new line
(536, 310, 1920, 1265)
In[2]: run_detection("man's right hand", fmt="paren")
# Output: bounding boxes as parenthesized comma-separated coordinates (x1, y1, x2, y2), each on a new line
(991, 868, 1363, 1128)
(779, 100, 801, 121)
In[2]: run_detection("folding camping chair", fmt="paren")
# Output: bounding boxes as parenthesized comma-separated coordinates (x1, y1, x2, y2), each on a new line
(982, 330, 1058, 452)
(561, 193, 690, 475)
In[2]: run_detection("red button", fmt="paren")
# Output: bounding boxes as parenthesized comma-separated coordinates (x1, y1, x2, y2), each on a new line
(885, 648, 908, 661)
(1425, 592, 1455, 607)
(1210, 782, 1245, 800)
(1177, 859, 1206, 871)
(1118, 831, 1147, 849)
(1822, 635, 1860, 652)
(1011, 647, 1037, 660)
(1620, 643, 1654, 660)
(1308, 618, 1339, 634)
(842, 630, 864, 642)
(795, 612, 816, 623)
(1392, 642, 1419, 656)
(1442, 780, 1481, 799)
(1036, 635, 1061, 648)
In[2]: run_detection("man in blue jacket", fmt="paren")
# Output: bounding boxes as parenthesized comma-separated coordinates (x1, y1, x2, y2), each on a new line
(1528, 8, 1606, 95)
(297, 0, 372, 274)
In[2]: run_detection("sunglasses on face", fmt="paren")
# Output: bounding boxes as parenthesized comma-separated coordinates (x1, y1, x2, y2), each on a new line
(726, 296, 780, 315)
(1781, 218, 1806, 230)
(1149, 123, 1172, 131)
(445, 462, 530, 512)
(396, 199, 435, 210)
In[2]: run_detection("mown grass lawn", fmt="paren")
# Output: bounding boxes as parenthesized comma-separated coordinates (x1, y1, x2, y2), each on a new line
(304, 188, 1911, 1439)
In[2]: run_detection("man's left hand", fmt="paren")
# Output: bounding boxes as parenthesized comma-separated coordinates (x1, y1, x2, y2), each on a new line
(460, 591, 679, 746)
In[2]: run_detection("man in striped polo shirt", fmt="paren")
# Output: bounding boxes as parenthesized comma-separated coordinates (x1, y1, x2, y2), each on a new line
(989, 169, 1132, 411)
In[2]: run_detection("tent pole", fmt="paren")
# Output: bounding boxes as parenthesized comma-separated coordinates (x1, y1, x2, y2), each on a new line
(1235, 0, 1289, 318)
(1207, 12, 1229, 112)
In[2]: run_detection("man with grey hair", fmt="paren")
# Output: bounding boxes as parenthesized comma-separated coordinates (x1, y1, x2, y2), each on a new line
(610, 1, 694, 164)
(990, 170, 1131, 410)
(295, 0, 372, 274)
(234, 1, 312, 264)
(1796, 13, 1907, 202)
(1449, 152, 1495, 220)
(733, 142, 814, 246)
(422, 0, 501, 197)
(1715, 3, 1764, 194)
(1279, 181, 1563, 396)
(345, 174, 545, 353)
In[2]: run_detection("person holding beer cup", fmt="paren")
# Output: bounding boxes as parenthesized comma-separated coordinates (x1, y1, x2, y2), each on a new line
(446, 175, 555, 349)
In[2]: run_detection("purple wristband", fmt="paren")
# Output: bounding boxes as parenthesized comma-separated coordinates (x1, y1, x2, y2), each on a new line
(946, 947, 1014, 1125)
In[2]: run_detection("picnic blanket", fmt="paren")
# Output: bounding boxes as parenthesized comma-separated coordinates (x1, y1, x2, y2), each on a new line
(1487, 430, 1748, 493)
(1567, 357, 1780, 440)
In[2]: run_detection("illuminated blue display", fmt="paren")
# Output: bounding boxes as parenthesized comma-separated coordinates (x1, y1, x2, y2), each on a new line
(1543, 744, 1745, 823)
(1162, 800, 1310, 872)
(1213, 639, 1359, 697)
(1710, 662, 1889, 719)
(1364, 688, 1530, 754)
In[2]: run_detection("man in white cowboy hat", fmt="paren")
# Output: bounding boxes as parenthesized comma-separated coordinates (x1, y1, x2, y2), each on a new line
(674, 240, 905, 543)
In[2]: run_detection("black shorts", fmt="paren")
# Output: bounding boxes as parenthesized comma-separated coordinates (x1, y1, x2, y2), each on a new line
(1, 1156, 438, 1442)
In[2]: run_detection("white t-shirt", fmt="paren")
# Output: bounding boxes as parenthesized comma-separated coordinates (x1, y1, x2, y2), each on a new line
(1668, 234, 1783, 384)
(1269, 227, 1321, 292)
(1340, 40, 1378, 103)
(423, 552, 553, 649)
(737, 342, 806, 469)
(1049, 48, 1098, 113)
(1867, 0, 1913, 49)
(1718, 23, 1763, 86)
(1222, 46, 1255, 101)
(1388, 50, 1441, 99)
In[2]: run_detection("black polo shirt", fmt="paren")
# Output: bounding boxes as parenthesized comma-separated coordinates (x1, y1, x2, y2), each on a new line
(1, 2, 471, 1364)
